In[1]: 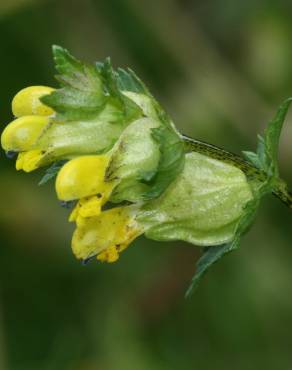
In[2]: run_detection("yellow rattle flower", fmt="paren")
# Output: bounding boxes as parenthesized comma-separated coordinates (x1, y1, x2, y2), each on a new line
(72, 205, 143, 263)
(12, 86, 55, 117)
(1, 86, 55, 172)
(55, 155, 117, 223)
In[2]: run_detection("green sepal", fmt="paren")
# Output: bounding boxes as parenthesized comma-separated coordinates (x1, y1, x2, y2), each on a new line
(105, 117, 161, 203)
(139, 152, 253, 246)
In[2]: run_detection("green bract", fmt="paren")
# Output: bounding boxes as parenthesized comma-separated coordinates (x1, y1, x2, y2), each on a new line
(138, 152, 253, 246)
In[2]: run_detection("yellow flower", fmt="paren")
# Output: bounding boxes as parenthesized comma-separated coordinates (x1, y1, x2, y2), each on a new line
(55, 155, 117, 223)
(1, 115, 50, 152)
(1, 86, 55, 172)
(1, 82, 134, 172)
(72, 205, 143, 263)
(12, 86, 55, 117)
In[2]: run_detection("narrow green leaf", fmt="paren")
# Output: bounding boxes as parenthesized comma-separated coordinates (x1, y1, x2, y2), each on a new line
(185, 244, 233, 297)
(242, 98, 292, 178)
(262, 97, 292, 176)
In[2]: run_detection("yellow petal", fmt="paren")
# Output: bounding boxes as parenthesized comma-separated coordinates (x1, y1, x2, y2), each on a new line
(15, 152, 25, 170)
(68, 204, 79, 223)
(55, 154, 116, 202)
(15, 150, 44, 172)
(12, 86, 55, 117)
(72, 206, 143, 263)
(1, 115, 50, 152)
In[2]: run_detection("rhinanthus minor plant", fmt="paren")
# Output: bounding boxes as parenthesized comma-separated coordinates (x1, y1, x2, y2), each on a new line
(1, 46, 292, 296)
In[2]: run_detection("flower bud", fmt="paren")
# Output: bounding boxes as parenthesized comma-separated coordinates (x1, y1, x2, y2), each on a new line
(1, 115, 50, 152)
(12, 86, 55, 117)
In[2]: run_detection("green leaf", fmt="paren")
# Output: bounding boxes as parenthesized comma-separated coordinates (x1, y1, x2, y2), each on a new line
(142, 125, 185, 200)
(41, 45, 106, 121)
(185, 244, 233, 297)
(263, 97, 292, 176)
(243, 98, 292, 178)
(52, 45, 101, 91)
(38, 160, 67, 185)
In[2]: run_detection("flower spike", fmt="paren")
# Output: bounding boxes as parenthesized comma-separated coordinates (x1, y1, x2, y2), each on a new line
(1, 45, 292, 294)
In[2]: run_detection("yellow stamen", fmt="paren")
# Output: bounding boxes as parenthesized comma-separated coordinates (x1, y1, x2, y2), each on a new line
(12, 86, 55, 117)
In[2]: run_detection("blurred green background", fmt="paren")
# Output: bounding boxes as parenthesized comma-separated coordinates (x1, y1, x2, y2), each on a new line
(1, 1, 292, 369)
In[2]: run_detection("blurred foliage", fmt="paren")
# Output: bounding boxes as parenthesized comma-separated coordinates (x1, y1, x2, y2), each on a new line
(1, 0, 292, 369)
